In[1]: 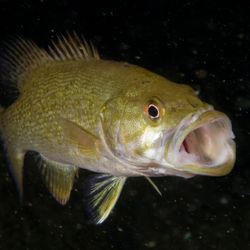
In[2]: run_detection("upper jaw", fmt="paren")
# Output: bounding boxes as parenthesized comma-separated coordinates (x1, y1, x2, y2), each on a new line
(166, 109, 236, 176)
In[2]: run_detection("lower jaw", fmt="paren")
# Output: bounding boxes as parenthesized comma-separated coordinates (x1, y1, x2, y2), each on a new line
(177, 157, 235, 176)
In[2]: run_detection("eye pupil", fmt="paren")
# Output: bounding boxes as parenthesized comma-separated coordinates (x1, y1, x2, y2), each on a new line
(148, 104, 159, 119)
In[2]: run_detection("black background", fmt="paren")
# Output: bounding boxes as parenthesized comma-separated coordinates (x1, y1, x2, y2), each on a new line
(0, 0, 249, 250)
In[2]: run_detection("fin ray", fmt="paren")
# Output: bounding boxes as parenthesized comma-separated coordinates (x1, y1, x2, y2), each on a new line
(49, 32, 100, 61)
(84, 175, 126, 224)
(0, 37, 53, 90)
(0, 32, 100, 93)
(3, 145, 25, 200)
(58, 117, 101, 159)
(145, 176, 162, 196)
(40, 156, 78, 205)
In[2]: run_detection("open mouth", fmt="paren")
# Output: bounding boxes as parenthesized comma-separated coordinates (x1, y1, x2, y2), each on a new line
(168, 110, 236, 176)
(179, 118, 233, 165)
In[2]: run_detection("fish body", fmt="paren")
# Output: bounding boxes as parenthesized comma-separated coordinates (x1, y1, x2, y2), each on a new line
(0, 34, 236, 223)
(2, 59, 197, 176)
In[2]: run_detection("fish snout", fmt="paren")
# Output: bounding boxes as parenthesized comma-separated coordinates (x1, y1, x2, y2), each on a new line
(166, 110, 236, 176)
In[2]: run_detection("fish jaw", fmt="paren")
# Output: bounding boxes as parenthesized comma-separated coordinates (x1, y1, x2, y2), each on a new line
(99, 108, 235, 178)
(166, 109, 236, 176)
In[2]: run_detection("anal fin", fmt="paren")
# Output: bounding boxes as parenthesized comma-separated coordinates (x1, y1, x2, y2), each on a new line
(83, 174, 126, 224)
(40, 157, 78, 205)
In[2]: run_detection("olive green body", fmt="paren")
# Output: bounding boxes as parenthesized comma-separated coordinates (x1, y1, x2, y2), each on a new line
(0, 35, 235, 223)
(1, 58, 207, 174)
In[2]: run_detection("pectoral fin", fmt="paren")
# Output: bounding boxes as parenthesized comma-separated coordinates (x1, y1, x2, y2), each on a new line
(40, 157, 78, 205)
(6, 148, 25, 201)
(58, 117, 101, 159)
(83, 174, 126, 224)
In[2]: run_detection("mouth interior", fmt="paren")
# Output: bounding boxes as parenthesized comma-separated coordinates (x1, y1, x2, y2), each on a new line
(178, 118, 234, 167)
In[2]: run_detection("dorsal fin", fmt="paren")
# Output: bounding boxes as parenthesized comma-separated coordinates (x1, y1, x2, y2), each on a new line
(48, 32, 100, 61)
(0, 37, 53, 90)
(0, 33, 100, 92)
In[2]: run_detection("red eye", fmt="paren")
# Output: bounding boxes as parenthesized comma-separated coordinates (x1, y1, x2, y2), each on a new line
(147, 104, 160, 120)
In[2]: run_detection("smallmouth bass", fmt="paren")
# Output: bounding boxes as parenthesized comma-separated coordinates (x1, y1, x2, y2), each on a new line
(0, 34, 236, 223)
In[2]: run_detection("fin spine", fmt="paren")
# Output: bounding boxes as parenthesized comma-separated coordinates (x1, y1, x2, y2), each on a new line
(0, 32, 100, 92)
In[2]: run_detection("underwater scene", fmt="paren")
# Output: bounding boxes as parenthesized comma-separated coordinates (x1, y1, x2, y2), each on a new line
(0, 1, 249, 250)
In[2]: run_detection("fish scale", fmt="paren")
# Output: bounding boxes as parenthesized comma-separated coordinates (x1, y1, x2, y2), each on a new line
(0, 33, 235, 224)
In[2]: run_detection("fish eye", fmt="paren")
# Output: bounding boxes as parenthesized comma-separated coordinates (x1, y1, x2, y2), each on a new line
(146, 103, 160, 120)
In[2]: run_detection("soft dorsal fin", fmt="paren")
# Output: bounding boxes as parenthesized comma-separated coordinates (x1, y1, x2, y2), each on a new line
(0, 33, 100, 92)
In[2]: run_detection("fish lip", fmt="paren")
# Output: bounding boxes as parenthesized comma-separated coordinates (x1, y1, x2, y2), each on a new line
(166, 109, 236, 176)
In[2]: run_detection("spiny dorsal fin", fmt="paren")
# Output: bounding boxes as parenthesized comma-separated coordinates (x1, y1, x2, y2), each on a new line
(1, 37, 53, 89)
(40, 156, 78, 205)
(0, 33, 100, 92)
(48, 32, 100, 61)
(83, 175, 126, 224)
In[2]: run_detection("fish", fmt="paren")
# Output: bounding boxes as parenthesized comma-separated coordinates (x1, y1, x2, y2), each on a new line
(0, 33, 236, 224)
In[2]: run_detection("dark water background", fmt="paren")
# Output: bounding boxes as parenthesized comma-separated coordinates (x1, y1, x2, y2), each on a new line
(0, 0, 249, 249)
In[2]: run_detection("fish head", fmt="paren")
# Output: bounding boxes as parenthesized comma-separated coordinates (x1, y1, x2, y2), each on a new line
(100, 74, 236, 178)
